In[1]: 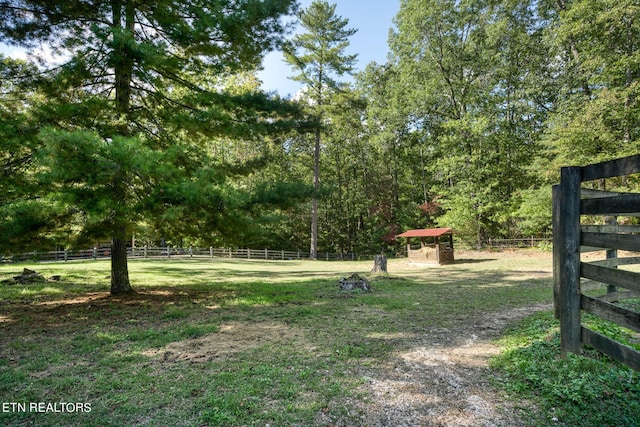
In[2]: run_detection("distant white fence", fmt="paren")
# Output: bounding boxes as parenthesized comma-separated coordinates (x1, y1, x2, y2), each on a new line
(485, 237, 551, 249)
(3, 246, 365, 263)
(3, 239, 552, 264)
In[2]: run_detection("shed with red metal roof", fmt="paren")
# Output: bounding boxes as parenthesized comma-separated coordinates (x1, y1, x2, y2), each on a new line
(396, 228, 454, 264)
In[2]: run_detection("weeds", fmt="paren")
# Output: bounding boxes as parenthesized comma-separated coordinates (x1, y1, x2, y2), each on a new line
(492, 311, 640, 427)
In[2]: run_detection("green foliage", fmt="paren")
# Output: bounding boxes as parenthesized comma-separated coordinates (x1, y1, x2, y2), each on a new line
(583, 313, 640, 351)
(0, 0, 300, 291)
(492, 312, 640, 427)
(544, 0, 640, 167)
(5, 0, 640, 259)
(380, 0, 549, 244)
(514, 187, 553, 237)
(283, 0, 357, 98)
(283, 0, 358, 257)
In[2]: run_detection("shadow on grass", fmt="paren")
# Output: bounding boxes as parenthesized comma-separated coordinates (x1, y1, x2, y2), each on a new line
(130, 258, 370, 282)
(0, 257, 552, 342)
(453, 258, 497, 264)
(0, 272, 350, 346)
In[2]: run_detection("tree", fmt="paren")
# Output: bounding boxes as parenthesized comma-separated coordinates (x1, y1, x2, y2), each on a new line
(386, 0, 550, 246)
(0, 55, 55, 248)
(283, 0, 357, 259)
(543, 0, 640, 168)
(357, 62, 432, 247)
(0, 0, 298, 294)
(319, 86, 371, 254)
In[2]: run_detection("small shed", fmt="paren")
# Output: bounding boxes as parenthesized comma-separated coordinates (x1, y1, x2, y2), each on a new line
(396, 228, 454, 265)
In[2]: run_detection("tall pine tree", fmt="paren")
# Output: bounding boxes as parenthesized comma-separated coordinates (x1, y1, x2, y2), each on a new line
(283, 0, 356, 260)
(0, 0, 298, 294)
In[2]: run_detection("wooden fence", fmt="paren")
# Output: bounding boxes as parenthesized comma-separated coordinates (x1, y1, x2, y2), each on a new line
(485, 237, 551, 250)
(3, 246, 364, 263)
(553, 154, 640, 371)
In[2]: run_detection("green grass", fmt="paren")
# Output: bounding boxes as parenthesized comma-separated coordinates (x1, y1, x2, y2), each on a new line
(492, 311, 640, 427)
(0, 251, 627, 426)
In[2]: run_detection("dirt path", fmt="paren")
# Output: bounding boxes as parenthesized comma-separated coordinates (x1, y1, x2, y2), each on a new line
(130, 299, 552, 426)
(343, 303, 552, 427)
(144, 301, 552, 426)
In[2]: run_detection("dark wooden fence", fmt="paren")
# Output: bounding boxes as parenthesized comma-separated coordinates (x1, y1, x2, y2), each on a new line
(553, 154, 640, 371)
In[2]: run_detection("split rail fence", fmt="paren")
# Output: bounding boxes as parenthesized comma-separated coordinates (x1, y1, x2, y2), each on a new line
(553, 154, 640, 371)
(485, 237, 551, 250)
(4, 247, 365, 263)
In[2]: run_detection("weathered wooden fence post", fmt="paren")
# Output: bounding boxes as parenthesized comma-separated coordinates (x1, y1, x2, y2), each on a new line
(606, 216, 618, 294)
(553, 166, 582, 354)
(553, 185, 560, 320)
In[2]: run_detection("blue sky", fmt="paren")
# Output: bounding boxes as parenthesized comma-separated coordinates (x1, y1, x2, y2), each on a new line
(0, 1, 400, 97)
(259, 0, 401, 97)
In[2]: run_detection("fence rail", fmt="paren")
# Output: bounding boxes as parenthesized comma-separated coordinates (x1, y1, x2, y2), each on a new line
(553, 154, 640, 371)
(485, 237, 551, 249)
(2, 246, 371, 264)
(4, 238, 554, 264)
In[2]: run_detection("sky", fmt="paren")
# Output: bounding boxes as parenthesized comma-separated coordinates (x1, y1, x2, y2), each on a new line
(258, 0, 401, 97)
(0, 1, 401, 97)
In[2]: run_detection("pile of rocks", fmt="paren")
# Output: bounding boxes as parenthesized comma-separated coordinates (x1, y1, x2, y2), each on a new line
(337, 273, 371, 292)
(2, 268, 60, 285)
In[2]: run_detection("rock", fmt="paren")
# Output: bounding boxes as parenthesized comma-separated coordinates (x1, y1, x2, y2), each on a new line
(337, 274, 371, 292)
(12, 268, 45, 284)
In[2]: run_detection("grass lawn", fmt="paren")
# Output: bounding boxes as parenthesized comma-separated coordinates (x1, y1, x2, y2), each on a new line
(0, 251, 634, 426)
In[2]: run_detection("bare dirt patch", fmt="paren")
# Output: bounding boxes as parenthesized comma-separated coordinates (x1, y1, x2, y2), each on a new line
(135, 300, 552, 426)
(345, 303, 552, 427)
(143, 321, 313, 363)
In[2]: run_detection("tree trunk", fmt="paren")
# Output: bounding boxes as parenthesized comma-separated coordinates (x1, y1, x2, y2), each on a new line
(111, 227, 133, 295)
(310, 126, 320, 260)
(555, 0, 591, 97)
(109, 0, 135, 295)
(371, 254, 388, 274)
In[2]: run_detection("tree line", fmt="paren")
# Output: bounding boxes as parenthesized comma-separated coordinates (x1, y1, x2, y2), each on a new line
(1, 0, 639, 294)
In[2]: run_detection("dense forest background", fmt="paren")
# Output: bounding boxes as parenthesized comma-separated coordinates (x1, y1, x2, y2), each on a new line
(2, 0, 640, 259)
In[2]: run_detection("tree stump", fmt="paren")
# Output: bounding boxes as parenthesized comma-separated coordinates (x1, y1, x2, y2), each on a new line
(371, 254, 388, 274)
